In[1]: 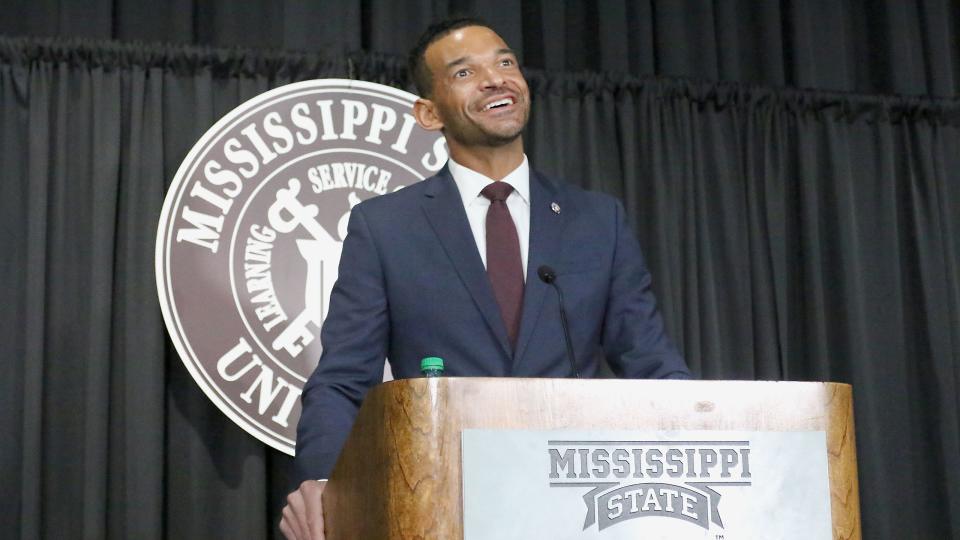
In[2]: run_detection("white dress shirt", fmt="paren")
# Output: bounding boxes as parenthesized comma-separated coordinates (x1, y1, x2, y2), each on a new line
(447, 156, 531, 280)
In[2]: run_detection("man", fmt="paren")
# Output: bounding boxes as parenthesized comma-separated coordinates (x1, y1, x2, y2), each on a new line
(280, 17, 690, 540)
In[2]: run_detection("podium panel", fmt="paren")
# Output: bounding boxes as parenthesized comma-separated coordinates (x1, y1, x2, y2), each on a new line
(323, 378, 860, 539)
(462, 428, 831, 539)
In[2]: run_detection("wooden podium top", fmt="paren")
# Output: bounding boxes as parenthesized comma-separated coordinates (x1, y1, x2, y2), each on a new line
(324, 378, 860, 539)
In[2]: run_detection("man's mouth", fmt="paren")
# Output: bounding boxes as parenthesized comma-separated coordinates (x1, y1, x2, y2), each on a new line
(482, 97, 515, 111)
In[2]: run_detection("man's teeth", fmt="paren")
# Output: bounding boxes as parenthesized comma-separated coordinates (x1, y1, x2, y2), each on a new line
(484, 98, 512, 111)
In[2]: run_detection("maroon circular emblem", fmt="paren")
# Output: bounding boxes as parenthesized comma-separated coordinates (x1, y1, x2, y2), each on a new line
(156, 80, 446, 454)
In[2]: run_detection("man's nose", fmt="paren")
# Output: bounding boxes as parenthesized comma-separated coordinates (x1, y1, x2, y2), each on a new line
(479, 65, 505, 88)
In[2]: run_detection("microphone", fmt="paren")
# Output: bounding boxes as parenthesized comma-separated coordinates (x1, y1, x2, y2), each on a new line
(537, 265, 581, 378)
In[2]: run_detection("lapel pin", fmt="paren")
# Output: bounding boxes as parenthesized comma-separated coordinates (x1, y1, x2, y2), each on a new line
(551, 202, 561, 214)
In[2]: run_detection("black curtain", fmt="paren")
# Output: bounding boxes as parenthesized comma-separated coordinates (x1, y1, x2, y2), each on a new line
(2, 16, 959, 540)
(2, 0, 959, 97)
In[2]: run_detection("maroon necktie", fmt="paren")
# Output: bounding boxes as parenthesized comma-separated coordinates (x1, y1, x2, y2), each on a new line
(481, 182, 524, 349)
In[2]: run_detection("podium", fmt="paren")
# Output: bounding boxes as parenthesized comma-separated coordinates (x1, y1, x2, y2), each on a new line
(322, 378, 861, 539)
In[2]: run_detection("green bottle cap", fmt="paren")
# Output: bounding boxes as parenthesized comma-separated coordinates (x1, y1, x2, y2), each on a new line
(420, 356, 444, 372)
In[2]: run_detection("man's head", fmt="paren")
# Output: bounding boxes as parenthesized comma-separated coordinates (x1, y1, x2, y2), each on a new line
(409, 18, 531, 151)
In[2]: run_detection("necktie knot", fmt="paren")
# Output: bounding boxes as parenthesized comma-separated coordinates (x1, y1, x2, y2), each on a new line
(481, 182, 514, 203)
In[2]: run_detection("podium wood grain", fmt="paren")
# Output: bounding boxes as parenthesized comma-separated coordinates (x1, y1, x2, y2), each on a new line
(322, 378, 861, 539)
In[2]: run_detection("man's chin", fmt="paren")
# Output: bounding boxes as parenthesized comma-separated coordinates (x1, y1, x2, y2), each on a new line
(476, 125, 525, 147)
(481, 132, 522, 147)
(445, 122, 526, 149)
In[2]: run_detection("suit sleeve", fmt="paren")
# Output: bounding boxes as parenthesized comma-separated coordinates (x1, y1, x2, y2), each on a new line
(601, 199, 692, 379)
(293, 204, 390, 483)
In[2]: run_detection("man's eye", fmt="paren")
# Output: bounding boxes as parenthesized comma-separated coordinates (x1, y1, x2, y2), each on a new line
(455, 69, 470, 78)
(500, 58, 514, 67)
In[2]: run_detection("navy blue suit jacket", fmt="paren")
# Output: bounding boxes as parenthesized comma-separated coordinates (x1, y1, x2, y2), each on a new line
(294, 167, 690, 482)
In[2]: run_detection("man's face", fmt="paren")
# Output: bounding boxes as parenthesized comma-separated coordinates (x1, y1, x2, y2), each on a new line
(420, 25, 530, 148)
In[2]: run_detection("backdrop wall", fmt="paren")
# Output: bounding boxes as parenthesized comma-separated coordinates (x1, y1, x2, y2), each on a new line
(2, 2, 959, 539)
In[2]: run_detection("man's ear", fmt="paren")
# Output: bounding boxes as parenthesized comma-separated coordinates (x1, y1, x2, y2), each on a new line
(413, 98, 444, 132)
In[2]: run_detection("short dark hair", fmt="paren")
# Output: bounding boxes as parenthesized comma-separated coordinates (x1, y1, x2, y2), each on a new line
(407, 16, 492, 98)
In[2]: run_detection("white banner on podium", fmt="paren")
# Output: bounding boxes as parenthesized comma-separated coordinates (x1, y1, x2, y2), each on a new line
(462, 429, 831, 540)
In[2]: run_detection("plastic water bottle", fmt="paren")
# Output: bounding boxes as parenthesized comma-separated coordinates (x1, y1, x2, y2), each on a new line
(420, 356, 444, 377)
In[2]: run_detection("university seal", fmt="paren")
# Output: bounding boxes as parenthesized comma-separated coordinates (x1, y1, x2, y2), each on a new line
(156, 80, 446, 454)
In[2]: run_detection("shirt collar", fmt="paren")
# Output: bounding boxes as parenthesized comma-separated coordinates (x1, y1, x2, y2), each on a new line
(448, 155, 530, 206)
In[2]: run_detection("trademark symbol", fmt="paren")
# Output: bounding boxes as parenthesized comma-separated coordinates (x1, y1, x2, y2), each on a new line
(715, 535, 724, 540)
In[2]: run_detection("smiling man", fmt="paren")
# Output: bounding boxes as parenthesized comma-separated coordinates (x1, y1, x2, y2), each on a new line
(280, 18, 690, 540)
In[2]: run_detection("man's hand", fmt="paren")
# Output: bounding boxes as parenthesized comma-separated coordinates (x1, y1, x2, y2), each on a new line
(280, 479, 327, 540)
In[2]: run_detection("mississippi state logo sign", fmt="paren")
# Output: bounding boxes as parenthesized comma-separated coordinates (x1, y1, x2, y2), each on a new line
(156, 80, 446, 454)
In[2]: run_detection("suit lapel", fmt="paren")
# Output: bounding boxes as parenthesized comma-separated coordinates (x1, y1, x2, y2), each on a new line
(512, 170, 568, 369)
(421, 169, 513, 360)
